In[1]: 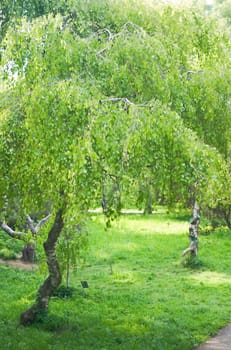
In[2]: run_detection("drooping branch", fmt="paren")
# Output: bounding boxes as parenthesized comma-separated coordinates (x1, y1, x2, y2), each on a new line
(186, 70, 203, 80)
(100, 97, 134, 105)
(96, 28, 118, 57)
(122, 21, 146, 36)
(96, 22, 146, 57)
(97, 28, 114, 41)
(0, 221, 24, 239)
(26, 214, 52, 235)
(97, 47, 108, 57)
(99, 97, 148, 107)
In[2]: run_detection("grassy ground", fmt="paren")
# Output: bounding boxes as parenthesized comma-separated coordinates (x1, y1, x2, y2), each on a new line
(0, 213, 231, 350)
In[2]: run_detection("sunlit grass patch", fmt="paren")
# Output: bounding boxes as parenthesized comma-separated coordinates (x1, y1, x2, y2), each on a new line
(114, 214, 189, 235)
(190, 271, 231, 285)
(0, 213, 231, 350)
(90, 213, 189, 235)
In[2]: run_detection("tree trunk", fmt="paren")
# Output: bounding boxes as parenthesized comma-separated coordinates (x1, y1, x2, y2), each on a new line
(22, 243, 36, 262)
(20, 209, 64, 325)
(101, 181, 108, 215)
(182, 202, 200, 257)
(144, 187, 152, 215)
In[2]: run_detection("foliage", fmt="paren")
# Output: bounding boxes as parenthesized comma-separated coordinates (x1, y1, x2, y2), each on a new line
(0, 0, 231, 323)
(214, 0, 231, 26)
(57, 221, 88, 288)
(1, 3, 230, 217)
(0, 247, 17, 259)
(0, 229, 23, 259)
(0, 0, 64, 42)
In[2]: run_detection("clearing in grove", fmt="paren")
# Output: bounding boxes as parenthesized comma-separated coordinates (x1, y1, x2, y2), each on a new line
(0, 213, 231, 350)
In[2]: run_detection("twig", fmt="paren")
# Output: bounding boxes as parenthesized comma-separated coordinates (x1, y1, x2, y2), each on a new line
(97, 28, 114, 41)
(99, 97, 149, 108)
(96, 47, 108, 57)
(100, 97, 134, 105)
(122, 21, 143, 32)
(186, 70, 203, 80)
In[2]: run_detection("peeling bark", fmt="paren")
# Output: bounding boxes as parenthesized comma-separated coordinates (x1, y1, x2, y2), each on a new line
(20, 209, 64, 325)
(182, 202, 200, 257)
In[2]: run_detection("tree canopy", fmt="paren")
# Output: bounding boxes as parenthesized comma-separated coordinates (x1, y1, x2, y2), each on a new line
(1, 1, 230, 212)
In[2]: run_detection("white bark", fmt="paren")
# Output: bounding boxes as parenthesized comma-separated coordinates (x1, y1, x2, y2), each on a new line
(26, 214, 51, 235)
(0, 222, 24, 239)
(0, 214, 51, 240)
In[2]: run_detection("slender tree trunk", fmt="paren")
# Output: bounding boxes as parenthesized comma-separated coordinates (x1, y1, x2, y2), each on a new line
(144, 187, 152, 215)
(20, 209, 64, 325)
(223, 205, 231, 230)
(182, 201, 200, 257)
(66, 233, 70, 289)
(101, 181, 108, 214)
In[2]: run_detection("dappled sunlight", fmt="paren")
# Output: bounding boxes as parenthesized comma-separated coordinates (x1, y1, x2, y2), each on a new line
(112, 270, 136, 284)
(115, 217, 188, 235)
(190, 271, 231, 286)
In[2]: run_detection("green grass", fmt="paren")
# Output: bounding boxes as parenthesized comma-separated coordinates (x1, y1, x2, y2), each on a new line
(1, 213, 231, 349)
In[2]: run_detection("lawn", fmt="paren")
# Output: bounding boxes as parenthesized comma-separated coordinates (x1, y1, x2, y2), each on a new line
(0, 213, 231, 350)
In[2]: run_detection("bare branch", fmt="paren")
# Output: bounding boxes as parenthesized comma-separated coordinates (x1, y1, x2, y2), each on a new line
(187, 70, 203, 80)
(0, 213, 51, 242)
(35, 214, 52, 231)
(99, 97, 149, 108)
(96, 47, 108, 57)
(26, 214, 52, 235)
(26, 215, 36, 234)
(0, 222, 24, 239)
(122, 21, 143, 33)
(100, 97, 134, 105)
(97, 28, 114, 41)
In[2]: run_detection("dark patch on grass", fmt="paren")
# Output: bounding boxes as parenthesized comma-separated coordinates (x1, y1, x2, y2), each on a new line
(182, 255, 206, 269)
(53, 285, 76, 299)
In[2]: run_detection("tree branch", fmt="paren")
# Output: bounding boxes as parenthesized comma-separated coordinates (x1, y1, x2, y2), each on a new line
(99, 97, 149, 107)
(96, 47, 108, 57)
(26, 214, 52, 235)
(97, 28, 114, 41)
(186, 70, 203, 80)
(0, 222, 24, 239)
(122, 21, 144, 33)
(100, 97, 134, 105)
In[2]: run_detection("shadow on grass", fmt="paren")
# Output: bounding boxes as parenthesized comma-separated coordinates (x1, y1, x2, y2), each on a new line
(181, 255, 206, 270)
(28, 309, 196, 350)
